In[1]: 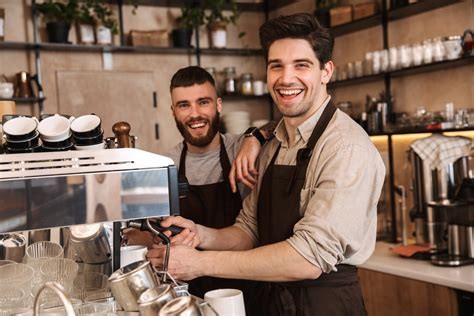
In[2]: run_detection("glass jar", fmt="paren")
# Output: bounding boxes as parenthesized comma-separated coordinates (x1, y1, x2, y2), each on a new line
(412, 42, 423, 66)
(224, 67, 237, 95)
(240, 73, 253, 95)
(398, 45, 413, 68)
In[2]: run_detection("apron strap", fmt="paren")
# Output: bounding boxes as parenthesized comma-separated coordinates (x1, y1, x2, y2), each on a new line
(178, 136, 242, 200)
(287, 102, 337, 193)
(178, 140, 188, 177)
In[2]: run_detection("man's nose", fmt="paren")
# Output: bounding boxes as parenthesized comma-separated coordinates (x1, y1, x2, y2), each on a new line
(189, 103, 200, 116)
(280, 66, 295, 84)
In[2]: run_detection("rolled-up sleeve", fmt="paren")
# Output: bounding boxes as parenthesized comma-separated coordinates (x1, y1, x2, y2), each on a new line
(287, 142, 384, 273)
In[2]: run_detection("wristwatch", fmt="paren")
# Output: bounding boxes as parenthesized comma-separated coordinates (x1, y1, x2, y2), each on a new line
(244, 127, 266, 146)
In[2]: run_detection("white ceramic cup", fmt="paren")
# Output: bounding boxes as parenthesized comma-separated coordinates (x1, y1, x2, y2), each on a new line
(204, 288, 245, 316)
(120, 245, 147, 268)
(2, 116, 38, 137)
(38, 114, 75, 141)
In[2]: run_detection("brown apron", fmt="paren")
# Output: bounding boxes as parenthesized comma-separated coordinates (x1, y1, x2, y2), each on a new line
(254, 103, 367, 316)
(179, 136, 257, 309)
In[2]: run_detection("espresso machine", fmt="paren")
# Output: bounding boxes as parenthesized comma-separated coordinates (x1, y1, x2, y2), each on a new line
(409, 133, 473, 266)
(0, 148, 180, 270)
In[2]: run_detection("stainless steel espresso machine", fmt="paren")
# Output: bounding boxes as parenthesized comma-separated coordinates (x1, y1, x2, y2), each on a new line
(409, 133, 473, 266)
(0, 148, 180, 270)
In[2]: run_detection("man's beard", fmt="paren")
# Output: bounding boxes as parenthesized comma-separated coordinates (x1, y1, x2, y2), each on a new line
(175, 113, 220, 147)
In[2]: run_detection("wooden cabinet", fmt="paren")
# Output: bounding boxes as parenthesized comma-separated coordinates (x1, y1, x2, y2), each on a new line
(358, 268, 459, 316)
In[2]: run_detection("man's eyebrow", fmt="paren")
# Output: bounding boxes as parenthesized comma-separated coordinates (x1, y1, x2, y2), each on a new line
(294, 58, 314, 65)
(267, 58, 281, 65)
(175, 100, 189, 106)
(197, 97, 212, 102)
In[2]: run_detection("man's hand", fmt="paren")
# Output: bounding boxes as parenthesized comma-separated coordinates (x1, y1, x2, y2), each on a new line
(160, 216, 201, 248)
(147, 244, 204, 281)
(229, 136, 261, 192)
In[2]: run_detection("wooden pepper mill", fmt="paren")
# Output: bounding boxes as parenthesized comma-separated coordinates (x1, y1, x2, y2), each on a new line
(112, 121, 131, 148)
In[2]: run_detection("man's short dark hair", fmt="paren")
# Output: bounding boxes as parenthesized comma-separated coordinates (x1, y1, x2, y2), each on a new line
(170, 66, 216, 92)
(259, 13, 334, 69)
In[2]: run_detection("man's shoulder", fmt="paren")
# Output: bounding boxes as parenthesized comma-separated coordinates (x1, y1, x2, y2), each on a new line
(222, 133, 244, 159)
(162, 142, 183, 166)
(327, 110, 372, 147)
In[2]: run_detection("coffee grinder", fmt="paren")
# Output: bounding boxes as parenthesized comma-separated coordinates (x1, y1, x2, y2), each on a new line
(409, 133, 473, 266)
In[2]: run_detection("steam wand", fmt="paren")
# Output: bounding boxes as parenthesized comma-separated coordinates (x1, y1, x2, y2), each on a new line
(127, 218, 179, 283)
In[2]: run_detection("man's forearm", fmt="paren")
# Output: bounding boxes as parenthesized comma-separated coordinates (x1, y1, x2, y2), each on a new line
(197, 225, 254, 251)
(199, 241, 322, 282)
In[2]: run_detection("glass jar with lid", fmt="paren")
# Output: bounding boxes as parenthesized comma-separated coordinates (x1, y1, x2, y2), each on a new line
(224, 67, 237, 95)
(239, 73, 253, 95)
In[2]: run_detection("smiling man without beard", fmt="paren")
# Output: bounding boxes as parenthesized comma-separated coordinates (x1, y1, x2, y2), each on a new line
(147, 13, 386, 316)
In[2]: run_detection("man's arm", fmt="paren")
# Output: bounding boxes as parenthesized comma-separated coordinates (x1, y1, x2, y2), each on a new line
(229, 121, 277, 192)
(164, 241, 322, 282)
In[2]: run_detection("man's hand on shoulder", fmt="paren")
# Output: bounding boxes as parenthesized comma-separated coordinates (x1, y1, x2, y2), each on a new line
(229, 135, 261, 192)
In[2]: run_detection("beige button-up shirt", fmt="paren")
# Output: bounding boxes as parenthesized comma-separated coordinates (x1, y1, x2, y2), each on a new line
(234, 97, 386, 273)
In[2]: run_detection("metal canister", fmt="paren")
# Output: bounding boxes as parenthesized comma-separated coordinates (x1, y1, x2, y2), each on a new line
(0, 233, 26, 262)
(69, 223, 111, 264)
(158, 296, 203, 316)
(138, 284, 178, 315)
(109, 260, 159, 312)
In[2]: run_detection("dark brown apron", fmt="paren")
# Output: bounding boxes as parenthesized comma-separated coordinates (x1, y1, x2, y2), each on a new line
(179, 136, 257, 310)
(254, 103, 367, 316)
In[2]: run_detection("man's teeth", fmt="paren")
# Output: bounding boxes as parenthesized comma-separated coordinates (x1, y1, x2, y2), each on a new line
(189, 122, 206, 129)
(279, 89, 302, 96)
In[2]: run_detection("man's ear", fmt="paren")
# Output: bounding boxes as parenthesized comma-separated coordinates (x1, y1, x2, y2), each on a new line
(321, 61, 334, 85)
(216, 97, 223, 113)
(170, 105, 176, 118)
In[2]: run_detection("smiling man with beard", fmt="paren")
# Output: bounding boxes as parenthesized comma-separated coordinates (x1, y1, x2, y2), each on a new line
(161, 66, 262, 307)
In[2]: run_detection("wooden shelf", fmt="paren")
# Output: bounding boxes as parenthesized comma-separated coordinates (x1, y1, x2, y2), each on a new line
(0, 41, 36, 50)
(329, 55, 473, 89)
(200, 47, 262, 56)
(387, 0, 462, 21)
(112, 0, 265, 11)
(0, 97, 46, 104)
(369, 126, 474, 137)
(389, 55, 474, 78)
(0, 41, 263, 56)
(221, 93, 270, 101)
(331, 14, 381, 37)
(330, 0, 461, 37)
(328, 73, 384, 89)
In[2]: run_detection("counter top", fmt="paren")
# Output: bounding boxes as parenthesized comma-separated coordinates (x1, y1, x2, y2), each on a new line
(359, 242, 474, 292)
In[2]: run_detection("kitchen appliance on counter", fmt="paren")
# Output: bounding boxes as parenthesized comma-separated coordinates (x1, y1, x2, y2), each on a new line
(409, 134, 473, 266)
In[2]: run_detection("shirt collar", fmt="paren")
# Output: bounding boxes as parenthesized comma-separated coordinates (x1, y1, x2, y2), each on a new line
(274, 95, 332, 146)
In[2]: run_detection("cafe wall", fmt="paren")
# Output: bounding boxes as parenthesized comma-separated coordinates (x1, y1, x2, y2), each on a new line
(0, 1, 268, 153)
